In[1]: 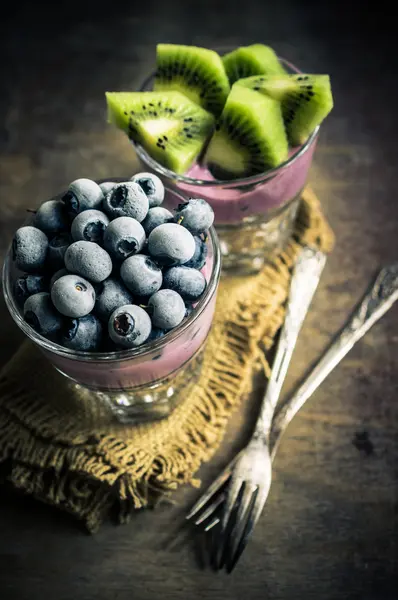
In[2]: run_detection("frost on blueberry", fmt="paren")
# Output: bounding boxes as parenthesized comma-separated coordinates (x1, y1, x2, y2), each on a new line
(102, 182, 149, 222)
(63, 178, 104, 216)
(142, 207, 174, 236)
(12, 226, 49, 273)
(120, 254, 162, 297)
(103, 217, 145, 262)
(51, 274, 96, 318)
(147, 223, 195, 266)
(23, 292, 63, 337)
(130, 172, 165, 208)
(174, 198, 214, 235)
(71, 210, 109, 244)
(64, 241, 112, 283)
(34, 200, 70, 235)
(148, 289, 186, 331)
(108, 304, 152, 348)
(163, 266, 206, 301)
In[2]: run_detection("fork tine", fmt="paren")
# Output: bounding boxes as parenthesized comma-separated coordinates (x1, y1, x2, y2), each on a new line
(223, 483, 258, 568)
(215, 479, 244, 570)
(186, 456, 238, 521)
(204, 515, 220, 532)
(194, 492, 226, 526)
(226, 487, 267, 573)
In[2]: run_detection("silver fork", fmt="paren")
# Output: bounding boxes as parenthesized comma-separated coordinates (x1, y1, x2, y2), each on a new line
(186, 261, 398, 573)
(187, 245, 328, 571)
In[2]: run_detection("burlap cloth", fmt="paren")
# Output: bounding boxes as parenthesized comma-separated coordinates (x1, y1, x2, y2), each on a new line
(0, 188, 334, 532)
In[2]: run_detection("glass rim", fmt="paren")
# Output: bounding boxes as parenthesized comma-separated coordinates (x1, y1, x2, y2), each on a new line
(2, 184, 222, 363)
(134, 55, 319, 188)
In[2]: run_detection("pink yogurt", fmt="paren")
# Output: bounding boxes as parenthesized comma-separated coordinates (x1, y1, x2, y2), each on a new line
(175, 139, 317, 225)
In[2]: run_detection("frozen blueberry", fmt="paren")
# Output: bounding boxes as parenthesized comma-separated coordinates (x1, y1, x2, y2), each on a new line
(142, 207, 174, 236)
(102, 182, 149, 222)
(34, 200, 69, 235)
(108, 304, 152, 348)
(163, 266, 206, 302)
(14, 274, 48, 305)
(130, 172, 165, 208)
(51, 274, 96, 317)
(147, 223, 195, 266)
(184, 235, 208, 269)
(23, 292, 63, 337)
(61, 314, 102, 351)
(12, 226, 48, 273)
(185, 303, 194, 318)
(148, 289, 186, 331)
(48, 232, 72, 270)
(148, 327, 166, 341)
(103, 217, 145, 262)
(64, 241, 112, 283)
(94, 277, 134, 322)
(174, 198, 214, 235)
(50, 268, 69, 288)
(71, 209, 109, 244)
(62, 178, 104, 216)
(120, 254, 162, 297)
(99, 181, 116, 195)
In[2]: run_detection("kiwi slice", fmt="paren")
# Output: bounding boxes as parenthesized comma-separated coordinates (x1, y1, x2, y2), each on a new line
(153, 44, 230, 117)
(106, 91, 215, 174)
(237, 74, 333, 145)
(204, 85, 289, 180)
(222, 44, 286, 86)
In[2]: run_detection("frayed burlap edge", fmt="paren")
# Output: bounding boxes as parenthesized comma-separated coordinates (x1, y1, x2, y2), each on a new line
(0, 187, 334, 532)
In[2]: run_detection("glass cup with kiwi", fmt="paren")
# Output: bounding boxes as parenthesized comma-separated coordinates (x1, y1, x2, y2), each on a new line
(106, 43, 333, 275)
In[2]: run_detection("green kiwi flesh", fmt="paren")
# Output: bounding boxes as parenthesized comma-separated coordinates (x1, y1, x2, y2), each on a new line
(106, 91, 215, 174)
(154, 44, 230, 117)
(204, 85, 289, 180)
(222, 44, 287, 86)
(237, 74, 333, 145)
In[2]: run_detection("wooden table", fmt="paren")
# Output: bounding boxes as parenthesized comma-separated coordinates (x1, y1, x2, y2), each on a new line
(0, 2, 397, 598)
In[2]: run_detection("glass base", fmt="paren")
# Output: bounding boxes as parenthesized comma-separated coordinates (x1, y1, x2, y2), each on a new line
(70, 348, 205, 424)
(217, 195, 301, 276)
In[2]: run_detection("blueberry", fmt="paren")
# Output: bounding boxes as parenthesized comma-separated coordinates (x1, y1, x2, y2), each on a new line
(142, 207, 174, 236)
(23, 292, 63, 337)
(184, 235, 208, 269)
(103, 216, 145, 261)
(71, 209, 109, 244)
(12, 226, 48, 273)
(130, 172, 165, 208)
(64, 241, 112, 283)
(108, 304, 152, 348)
(102, 182, 149, 222)
(51, 274, 96, 317)
(63, 178, 104, 216)
(163, 266, 206, 302)
(61, 314, 102, 351)
(120, 254, 162, 297)
(148, 289, 186, 331)
(34, 200, 69, 235)
(99, 181, 116, 195)
(48, 232, 72, 270)
(50, 268, 69, 288)
(147, 223, 195, 266)
(185, 303, 194, 318)
(14, 274, 48, 305)
(94, 277, 134, 322)
(174, 198, 214, 235)
(148, 327, 166, 341)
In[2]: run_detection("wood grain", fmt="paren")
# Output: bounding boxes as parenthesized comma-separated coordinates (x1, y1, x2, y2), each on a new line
(0, 1, 397, 599)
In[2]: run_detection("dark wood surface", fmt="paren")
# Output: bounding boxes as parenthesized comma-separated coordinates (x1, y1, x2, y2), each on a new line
(1, 2, 398, 598)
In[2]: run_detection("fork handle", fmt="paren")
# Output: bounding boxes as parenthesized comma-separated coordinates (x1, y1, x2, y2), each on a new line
(253, 246, 327, 441)
(270, 262, 398, 455)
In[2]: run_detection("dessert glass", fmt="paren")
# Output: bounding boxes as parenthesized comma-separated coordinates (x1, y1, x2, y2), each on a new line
(135, 55, 318, 275)
(2, 185, 221, 424)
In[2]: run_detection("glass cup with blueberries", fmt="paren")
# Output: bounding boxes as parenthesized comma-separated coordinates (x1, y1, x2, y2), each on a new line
(2, 174, 221, 423)
(105, 42, 334, 274)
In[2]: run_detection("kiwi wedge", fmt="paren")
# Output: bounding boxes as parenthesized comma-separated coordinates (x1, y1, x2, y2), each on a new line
(106, 91, 215, 174)
(204, 85, 289, 180)
(153, 44, 230, 117)
(222, 44, 286, 86)
(237, 74, 333, 145)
